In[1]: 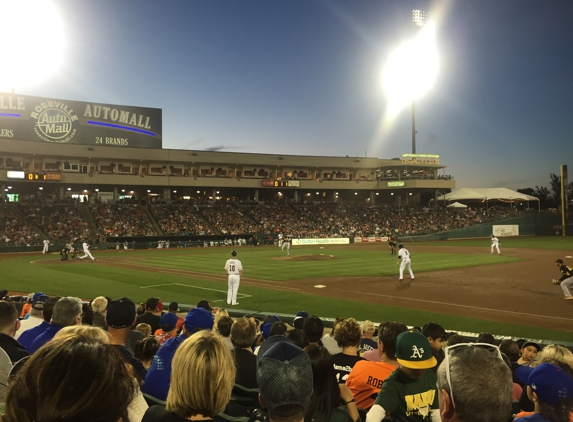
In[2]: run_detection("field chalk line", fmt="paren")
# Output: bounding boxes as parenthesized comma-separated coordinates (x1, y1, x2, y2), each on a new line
(140, 282, 252, 298)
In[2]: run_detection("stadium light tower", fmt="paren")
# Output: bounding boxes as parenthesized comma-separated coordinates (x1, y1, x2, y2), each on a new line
(411, 10, 432, 154)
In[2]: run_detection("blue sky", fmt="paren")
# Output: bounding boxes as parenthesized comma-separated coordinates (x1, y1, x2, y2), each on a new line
(5, 0, 573, 190)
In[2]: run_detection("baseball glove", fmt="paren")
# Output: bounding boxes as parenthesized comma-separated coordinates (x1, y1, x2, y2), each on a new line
(553, 279, 562, 285)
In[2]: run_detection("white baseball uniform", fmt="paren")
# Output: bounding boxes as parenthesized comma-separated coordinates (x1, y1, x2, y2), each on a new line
(281, 237, 291, 255)
(42, 240, 49, 254)
(79, 242, 95, 260)
(278, 233, 284, 247)
(491, 236, 500, 254)
(398, 247, 414, 280)
(225, 256, 243, 305)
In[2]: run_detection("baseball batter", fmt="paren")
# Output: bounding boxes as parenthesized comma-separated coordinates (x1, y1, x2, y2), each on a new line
(42, 239, 49, 255)
(79, 241, 95, 261)
(490, 235, 501, 254)
(396, 243, 414, 280)
(554, 259, 573, 300)
(225, 250, 243, 306)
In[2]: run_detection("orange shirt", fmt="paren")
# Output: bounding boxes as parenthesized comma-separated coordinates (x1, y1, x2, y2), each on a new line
(345, 360, 397, 409)
(19, 303, 32, 319)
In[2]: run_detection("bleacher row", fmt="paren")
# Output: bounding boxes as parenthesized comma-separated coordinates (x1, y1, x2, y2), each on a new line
(0, 201, 523, 246)
(0, 294, 569, 422)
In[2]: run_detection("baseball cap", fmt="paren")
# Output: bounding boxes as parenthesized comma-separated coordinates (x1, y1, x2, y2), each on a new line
(293, 317, 305, 330)
(184, 307, 214, 333)
(257, 340, 313, 411)
(32, 294, 49, 310)
(261, 322, 273, 339)
(521, 341, 542, 352)
(160, 312, 179, 332)
(361, 320, 375, 333)
(27, 293, 34, 302)
(196, 300, 213, 312)
(145, 297, 159, 310)
(556, 259, 564, 264)
(257, 335, 294, 363)
(106, 297, 137, 329)
(296, 311, 309, 318)
(168, 301, 179, 311)
(231, 250, 237, 256)
(516, 363, 573, 406)
(395, 330, 437, 369)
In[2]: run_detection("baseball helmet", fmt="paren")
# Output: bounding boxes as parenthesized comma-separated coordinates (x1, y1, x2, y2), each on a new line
(398, 243, 404, 249)
(556, 259, 564, 264)
(231, 250, 237, 256)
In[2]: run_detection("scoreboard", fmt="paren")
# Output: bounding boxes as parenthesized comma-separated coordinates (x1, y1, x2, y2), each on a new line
(262, 180, 300, 188)
(7, 171, 62, 181)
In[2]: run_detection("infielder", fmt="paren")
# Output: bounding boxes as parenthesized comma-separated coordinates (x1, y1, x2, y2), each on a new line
(553, 259, 573, 300)
(281, 236, 291, 256)
(396, 243, 414, 280)
(79, 241, 95, 261)
(490, 235, 501, 255)
(225, 250, 243, 306)
(42, 239, 49, 255)
(278, 232, 284, 248)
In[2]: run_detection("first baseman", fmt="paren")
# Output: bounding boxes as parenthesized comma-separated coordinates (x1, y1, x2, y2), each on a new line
(225, 250, 243, 306)
(396, 243, 414, 280)
(554, 259, 573, 300)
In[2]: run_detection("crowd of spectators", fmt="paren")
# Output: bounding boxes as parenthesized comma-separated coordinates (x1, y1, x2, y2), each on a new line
(89, 204, 158, 237)
(0, 205, 41, 246)
(19, 204, 91, 242)
(149, 203, 214, 235)
(2, 292, 571, 422)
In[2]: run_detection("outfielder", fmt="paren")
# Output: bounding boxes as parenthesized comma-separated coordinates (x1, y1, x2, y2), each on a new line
(281, 236, 291, 256)
(388, 235, 397, 255)
(225, 250, 243, 306)
(396, 243, 414, 280)
(79, 241, 95, 261)
(553, 259, 573, 300)
(42, 239, 49, 255)
(490, 235, 501, 255)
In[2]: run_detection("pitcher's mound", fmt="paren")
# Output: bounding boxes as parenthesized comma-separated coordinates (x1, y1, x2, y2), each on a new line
(272, 254, 337, 261)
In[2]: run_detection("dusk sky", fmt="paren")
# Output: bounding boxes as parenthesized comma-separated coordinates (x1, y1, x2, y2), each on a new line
(2, 0, 572, 191)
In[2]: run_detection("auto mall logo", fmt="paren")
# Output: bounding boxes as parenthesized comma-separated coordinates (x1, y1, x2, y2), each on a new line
(31, 100, 79, 143)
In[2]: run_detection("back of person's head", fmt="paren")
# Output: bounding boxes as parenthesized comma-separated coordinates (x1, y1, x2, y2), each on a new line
(134, 336, 160, 363)
(166, 330, 236, 419)
(303, 316, 324, 343)
(334, 318, 361, 349)
(447, 334, 468, 347)
(214, 308, 229, 329)
(53, 325, 110, 343)
(537, 344, 573, 368)
(476, 332, 496, 345)
(217, 316, 233, 338)
(3, 335, 135, 422)
(422, 322, 446, 340)
(43, 296, 61, 323)
(91, 296, 108, 314)
(135, 323, 152, 338)
(379, 321, 409, 359)
(285, 329, 309, 350)
(329, 318, 344, 337)
(145, 297, 159, 311)
(437, 345, 512, 422)
(270, 321, 288, 337)
(231, 317, 256, 349)
(0, 300, 18, 333)
(257, 339, 313, 422)
(51, 297, 83, 327)
(499, 339, 520, 362)
(305, 345, 339, 422)
(81, 302, 94, 326)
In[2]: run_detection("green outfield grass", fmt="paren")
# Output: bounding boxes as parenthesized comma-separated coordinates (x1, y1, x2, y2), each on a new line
(420, 236, 572, 249)
(1, 238, 571, 341)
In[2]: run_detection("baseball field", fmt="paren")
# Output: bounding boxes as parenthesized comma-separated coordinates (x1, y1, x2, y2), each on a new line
(1, 236, 571, 342)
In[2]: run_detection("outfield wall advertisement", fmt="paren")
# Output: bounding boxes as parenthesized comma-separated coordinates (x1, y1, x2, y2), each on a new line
(359, 237, 389, 243)
(292, 238, 350, 245)
(0, 93, 162, 149)
(493, 225, 519, 237)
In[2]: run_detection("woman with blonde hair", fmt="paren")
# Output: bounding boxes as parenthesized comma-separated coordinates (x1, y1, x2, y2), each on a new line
(142, 330, 236, 421)
(136, 323, 152, 338)
(213, 308, 229, 333)
(53, 325, 110, 343)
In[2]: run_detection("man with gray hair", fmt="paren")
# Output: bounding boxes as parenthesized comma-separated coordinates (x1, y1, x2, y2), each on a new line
(28, 297, 83, 353)
(437, 345, 513, 422)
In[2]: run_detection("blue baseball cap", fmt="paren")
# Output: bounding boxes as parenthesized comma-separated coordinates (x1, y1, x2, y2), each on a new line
(517, 363, 573, 406)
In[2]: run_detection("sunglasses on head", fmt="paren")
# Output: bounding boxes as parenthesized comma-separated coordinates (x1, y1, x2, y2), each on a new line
(443, 342, 503, 408)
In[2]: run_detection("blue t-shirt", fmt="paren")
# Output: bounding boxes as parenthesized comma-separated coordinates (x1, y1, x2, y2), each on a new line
(142, 334, 187, 401)
(28, 324, 63, 354)
(18, 321, 50, 350)
(519, 414, 550, 422)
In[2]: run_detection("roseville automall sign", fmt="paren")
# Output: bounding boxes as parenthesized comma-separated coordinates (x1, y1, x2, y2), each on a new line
(0, 93, 162, 149)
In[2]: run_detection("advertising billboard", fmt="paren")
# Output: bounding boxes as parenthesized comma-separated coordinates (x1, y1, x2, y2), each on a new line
(0, 93, 162, 149)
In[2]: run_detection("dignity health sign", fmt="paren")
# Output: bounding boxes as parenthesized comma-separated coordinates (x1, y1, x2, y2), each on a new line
(0, 93, 162, 149)
(292, 238, 350, 245)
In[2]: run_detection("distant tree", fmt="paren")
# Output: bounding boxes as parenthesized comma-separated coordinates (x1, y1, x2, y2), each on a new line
(549, 173, 561, 205)
(517, 187, 535, 196)
(533, 185, 553, 209)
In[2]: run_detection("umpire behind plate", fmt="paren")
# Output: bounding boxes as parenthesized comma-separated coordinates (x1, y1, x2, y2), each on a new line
(553, 259, 573, 300)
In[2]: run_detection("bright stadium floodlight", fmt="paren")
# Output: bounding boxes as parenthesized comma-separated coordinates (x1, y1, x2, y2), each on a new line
(383, 10, 438, 153)
(0, 0, 66, 92)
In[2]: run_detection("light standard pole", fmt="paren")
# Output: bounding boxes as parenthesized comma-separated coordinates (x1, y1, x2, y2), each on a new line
(411, 10, 432, 154)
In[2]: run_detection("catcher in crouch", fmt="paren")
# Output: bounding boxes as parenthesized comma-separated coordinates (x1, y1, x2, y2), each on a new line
(553, 259, 573, 300)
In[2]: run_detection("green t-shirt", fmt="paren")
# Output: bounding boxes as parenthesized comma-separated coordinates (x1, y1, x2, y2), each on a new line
(372, 367, 438, 422)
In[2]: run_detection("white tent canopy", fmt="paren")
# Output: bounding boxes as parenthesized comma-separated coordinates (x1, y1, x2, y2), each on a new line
(434, 187, 540, 210)
(446, 201, 467, 209)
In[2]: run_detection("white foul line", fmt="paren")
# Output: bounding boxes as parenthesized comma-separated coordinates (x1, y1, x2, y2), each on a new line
(140, 282, 251, 298)
(357, 290, 573, 322)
